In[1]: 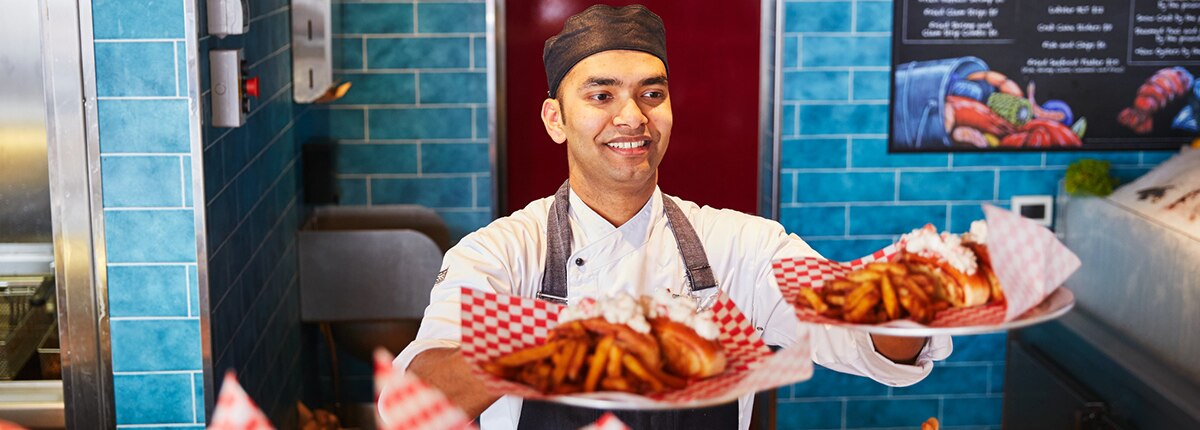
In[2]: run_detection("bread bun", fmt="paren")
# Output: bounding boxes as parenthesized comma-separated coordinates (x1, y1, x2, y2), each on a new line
(902, 253, 991, 307)
(649, 317, 727, 379)
(579, 317, 661, 369)
(963, 242, 1004, 304)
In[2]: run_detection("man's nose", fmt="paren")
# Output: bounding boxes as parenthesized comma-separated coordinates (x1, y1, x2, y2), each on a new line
(612, 97, 648, 128)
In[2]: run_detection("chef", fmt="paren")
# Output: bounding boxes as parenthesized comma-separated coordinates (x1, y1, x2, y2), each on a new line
(389, 4, 951, 429)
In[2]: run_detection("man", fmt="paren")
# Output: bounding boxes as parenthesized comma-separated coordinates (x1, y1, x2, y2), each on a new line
(392, 5, 950, 429)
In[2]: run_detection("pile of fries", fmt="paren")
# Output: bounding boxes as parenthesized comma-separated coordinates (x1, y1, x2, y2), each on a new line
(796, 262, 950, 324)
(482, 321, 688, 395)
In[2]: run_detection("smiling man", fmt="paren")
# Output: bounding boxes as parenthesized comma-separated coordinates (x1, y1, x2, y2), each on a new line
(543, 48, 671, 227)
(391, 5, 950, 430)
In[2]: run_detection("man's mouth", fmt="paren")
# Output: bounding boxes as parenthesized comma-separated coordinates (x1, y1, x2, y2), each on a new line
(605, 140, 650, 149)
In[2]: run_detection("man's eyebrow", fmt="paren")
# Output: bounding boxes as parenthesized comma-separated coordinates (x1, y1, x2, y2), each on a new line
(641, 76, 668, 86)
(580, 77, 621, 88)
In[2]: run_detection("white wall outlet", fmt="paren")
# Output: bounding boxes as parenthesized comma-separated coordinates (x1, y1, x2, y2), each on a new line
(207, 0, 249, 38)
(1012, 195, 1054, 227)
(210, 49, 247, 128)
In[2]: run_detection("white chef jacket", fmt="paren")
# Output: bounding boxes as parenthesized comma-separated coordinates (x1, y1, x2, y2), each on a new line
(393, 187, 952, 430)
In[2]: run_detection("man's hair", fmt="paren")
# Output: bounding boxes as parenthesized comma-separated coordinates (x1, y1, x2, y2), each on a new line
(543, 4, 668, 98)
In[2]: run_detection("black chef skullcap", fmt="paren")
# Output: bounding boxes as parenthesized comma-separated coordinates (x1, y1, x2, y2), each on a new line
(543, 4, 668, 98)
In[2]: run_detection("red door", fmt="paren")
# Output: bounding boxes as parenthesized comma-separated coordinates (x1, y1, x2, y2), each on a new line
(504, 1, 760, 215)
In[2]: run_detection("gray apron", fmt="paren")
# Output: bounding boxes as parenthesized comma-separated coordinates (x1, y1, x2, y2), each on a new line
(517, 181, 738, 430)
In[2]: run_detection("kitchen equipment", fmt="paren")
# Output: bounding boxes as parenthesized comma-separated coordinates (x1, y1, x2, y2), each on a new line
(37, 323, 60, 380)
(1004, 194, 1200, 428)
(0, 276, 55, 380)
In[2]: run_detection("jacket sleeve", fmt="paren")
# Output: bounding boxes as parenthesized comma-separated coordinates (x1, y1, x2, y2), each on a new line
(393, 229, 520, 372)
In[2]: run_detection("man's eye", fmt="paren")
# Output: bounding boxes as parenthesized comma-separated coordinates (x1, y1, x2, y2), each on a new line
(643, 91, 665, 99)
(590, 93, 612, 101)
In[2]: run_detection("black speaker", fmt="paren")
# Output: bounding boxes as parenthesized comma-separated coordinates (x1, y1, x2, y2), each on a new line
(303, 139, 338, 204)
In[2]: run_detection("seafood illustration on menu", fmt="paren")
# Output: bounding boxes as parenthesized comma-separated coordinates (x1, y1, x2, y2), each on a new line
(891, 0, 1200, 151)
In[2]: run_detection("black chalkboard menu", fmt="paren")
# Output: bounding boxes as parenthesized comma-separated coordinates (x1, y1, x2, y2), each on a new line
(890, 0, 1200, 151)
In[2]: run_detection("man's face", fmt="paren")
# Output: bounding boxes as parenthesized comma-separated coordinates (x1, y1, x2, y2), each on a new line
(542, 50, 673, 192)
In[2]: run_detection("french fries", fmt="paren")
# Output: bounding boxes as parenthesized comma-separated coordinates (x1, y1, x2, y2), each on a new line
(487, 322, 704, 396)
(583, 336, 613, 392)
(796, 262, 942, 324)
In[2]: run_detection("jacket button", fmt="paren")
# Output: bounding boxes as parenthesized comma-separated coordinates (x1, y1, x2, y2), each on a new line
(574, 258, 585, 266)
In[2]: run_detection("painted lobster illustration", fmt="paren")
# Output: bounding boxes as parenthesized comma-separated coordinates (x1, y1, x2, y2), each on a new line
(1117, 67, 1195, 134)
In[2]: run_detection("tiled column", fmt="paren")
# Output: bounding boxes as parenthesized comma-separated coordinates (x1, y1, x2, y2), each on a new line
(92, 0, 205, 427)
(329, 0, 492, 241)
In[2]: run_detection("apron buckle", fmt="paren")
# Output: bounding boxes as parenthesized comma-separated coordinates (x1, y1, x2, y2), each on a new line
(537, 292, 568, 305)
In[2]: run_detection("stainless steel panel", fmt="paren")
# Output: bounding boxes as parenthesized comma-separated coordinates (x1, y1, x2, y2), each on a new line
(40, 0, 116, 425)
(298, 206, 446, 322)
(489, 0, 504, 215)
(0, 244, 54, 277)
(758, 0, 781, 219)
(299, 230, 440, 321)
(487, 0, 500, 221)
(0, 0, 52, 244)
(292, 0, 334, 103)
(0, 381, 65, 428)
(1060, 196, 1200, 386)
(181, 0, 214, 417)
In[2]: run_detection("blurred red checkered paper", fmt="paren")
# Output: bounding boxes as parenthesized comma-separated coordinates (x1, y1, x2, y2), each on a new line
(579, 413, 630, 430)
(458, 288, 812, 408)
(209, 372, 273, 430)
(981, 204, 1080, 321)
(375, 349, 476, 430)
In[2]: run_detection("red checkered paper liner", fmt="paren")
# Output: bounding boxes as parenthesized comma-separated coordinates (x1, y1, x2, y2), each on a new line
(459, 287, 813, 407)
(773, 205, 1080, 328)
(579, 413, 631, 430)
(374, 349, 476, 430)
(209, 372, 274, 430)
(981, 204, 1080, 321)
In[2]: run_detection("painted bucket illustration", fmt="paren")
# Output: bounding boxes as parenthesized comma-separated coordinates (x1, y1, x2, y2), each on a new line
(893, 56, 988, 150)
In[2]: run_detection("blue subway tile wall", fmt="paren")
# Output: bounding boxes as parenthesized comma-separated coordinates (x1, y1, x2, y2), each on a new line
(92, 0, 205, 426)
(98, 99, 191, 153)
(113, 373, 198, 425)
(198, 0, 310, 427)
(776, 1, 1172, 428)
(94, 42, 179, 97)
(327, 0, 493, 241)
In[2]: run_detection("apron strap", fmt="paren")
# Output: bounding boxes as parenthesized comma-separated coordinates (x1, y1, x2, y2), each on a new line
(660, 196, 719, 291)
(537, 181, 718, 304)
(537, 180, 573, 304)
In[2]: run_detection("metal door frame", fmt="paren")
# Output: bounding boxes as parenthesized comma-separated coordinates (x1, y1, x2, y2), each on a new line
(39, 0, 116, 426)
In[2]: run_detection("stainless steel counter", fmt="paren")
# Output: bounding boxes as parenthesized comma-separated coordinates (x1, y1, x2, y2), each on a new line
(0, 381, 65, 429)
(1059, 196, 1200, 385)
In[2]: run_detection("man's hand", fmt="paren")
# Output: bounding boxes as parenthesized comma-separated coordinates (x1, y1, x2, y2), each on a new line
(870, 334, 928, 365)
(406, 347, 501, 418)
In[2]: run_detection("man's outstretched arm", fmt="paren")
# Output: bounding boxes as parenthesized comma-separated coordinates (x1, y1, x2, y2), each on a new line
(407, 347, 501, 418)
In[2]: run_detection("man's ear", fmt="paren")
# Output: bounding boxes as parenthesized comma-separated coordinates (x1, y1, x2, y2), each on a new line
(541, 98, 567, 144)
